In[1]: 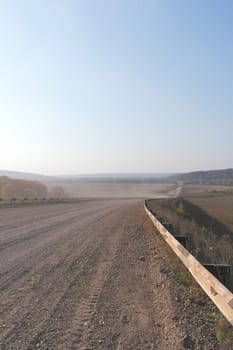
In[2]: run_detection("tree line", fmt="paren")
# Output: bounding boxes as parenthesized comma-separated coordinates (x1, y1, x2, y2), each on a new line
(0, 176, 68, 199)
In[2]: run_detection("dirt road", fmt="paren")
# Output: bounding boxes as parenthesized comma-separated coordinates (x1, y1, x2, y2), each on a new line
(0, 200, 218, 349)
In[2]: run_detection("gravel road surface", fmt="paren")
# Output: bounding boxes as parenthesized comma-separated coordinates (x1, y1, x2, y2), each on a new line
(0, 200, 218, 349)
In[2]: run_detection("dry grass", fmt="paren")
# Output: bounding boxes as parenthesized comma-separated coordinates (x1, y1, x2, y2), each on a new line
(207, 312, 233, 349)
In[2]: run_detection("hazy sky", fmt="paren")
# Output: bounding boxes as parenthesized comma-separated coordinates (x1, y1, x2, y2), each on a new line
(1, 0, 233, 175)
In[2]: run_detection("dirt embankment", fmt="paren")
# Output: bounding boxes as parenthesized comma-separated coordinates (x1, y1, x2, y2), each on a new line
(0, 200, 219, 349)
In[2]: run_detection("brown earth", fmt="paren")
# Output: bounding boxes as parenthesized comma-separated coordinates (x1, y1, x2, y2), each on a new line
(0, 200, 218, 349)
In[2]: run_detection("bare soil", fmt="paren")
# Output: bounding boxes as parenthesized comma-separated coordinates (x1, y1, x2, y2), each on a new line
(0, 200, 219, 349)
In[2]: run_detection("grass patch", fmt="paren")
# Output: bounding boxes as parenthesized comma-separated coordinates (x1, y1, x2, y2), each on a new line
(112, 261, 121, 269)
(146, 216, 199, 293)
(85, 254, 98, 268)
(165, 245, 205, 302)
(207, 312, 233, 348)
(176, 271, 192, 287)
(171, 199, 189, 218)
(70, 279, 80, 288)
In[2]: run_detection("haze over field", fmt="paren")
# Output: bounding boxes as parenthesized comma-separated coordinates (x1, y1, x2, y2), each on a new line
(1, 0, 233, 175)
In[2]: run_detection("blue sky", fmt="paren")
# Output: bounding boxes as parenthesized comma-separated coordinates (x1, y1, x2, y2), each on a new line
(1, 0, 233, 175)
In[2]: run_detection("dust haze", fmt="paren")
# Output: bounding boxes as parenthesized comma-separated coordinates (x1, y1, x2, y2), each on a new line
(45, 178, 176, 198)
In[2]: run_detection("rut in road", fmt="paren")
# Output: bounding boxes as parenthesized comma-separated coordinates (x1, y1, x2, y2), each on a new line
(0, 208, 115, 332)
(68, 255, 116, 349)
(28, 219, 124, 350)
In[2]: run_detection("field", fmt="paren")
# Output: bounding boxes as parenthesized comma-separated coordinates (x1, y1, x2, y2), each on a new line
(183, 184, 233, 230)
(0, 199, 219, 349)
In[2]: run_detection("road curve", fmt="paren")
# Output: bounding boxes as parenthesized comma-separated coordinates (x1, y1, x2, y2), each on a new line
(0, 199, 218, 349)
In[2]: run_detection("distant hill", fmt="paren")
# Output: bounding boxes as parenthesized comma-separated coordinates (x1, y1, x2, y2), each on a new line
(60, 173, 174, 179)
(0, 170, 53, 182)
(0, 176, 48, 199)
(0, 170, 175, 183)
(3, 168, 233, 186)
(58, 173, 175, 183)
(169, 168, 233, 185)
